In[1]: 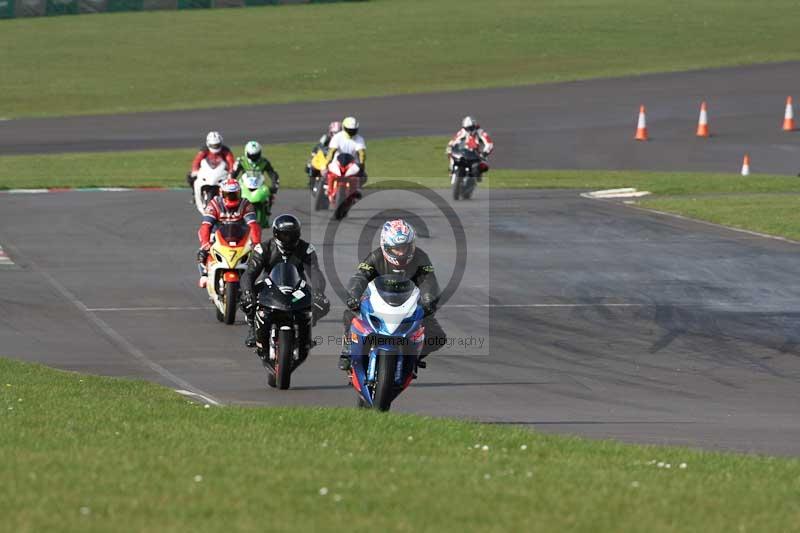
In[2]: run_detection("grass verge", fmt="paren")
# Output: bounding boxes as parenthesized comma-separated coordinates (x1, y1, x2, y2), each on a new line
(3, 136, 800, 243)
(641, 194, 800, 241)
(2, 356, 800, 532)
(2, 0, 800, 117)
(4, 136, 800, 193)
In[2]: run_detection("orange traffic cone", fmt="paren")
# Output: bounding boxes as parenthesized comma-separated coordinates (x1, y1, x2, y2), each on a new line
(783, 96, 795, 131)
(741, 154, 751, 176)
(696, 101, 709, 137)
(635, 105, 648, 141)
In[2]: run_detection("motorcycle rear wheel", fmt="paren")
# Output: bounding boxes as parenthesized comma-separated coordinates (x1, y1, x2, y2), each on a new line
(223, 281, 238, 325)
(373, 353, 398, 411)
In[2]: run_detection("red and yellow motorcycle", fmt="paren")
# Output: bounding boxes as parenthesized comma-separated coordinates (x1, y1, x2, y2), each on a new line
(205, 222, 252, 324)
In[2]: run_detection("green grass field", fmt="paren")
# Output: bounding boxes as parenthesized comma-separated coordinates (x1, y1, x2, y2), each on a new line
(2, 0, 800, 117)
(3, 356, 800, 532)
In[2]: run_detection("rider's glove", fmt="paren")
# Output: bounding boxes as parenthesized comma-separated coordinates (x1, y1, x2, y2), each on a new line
(240, 290, 255, 315)
(346, 296, 361, 312)
(422, 299, 437, 317)
(312, 292, 331, 325)
(196, 244, 210, 264)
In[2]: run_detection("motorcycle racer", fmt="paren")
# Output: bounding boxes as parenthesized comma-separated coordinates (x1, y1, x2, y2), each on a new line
(446, 116, 494, 180)
(196, 178, 262, 288)
(338, 219, 447, 371)
(239, 214, 330, 348)
(326, 116, 367, 184)
(306, 121, 342, 188)
(187, 131, 236, 199)
(232, 141, 280, 227)
(232, 140, 280, 193)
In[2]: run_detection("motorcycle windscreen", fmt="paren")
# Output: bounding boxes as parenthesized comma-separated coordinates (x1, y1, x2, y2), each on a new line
(217, 222, 248, 245)
(451, 142, 481, 161)
(336, 153, 356, 166)
(269, 262, 302, 289)
(372, 275, 417, 307)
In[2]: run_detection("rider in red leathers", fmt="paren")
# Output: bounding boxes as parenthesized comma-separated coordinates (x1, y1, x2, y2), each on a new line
(186, 131, 236, 199)
(446, 116, 494, 180)
(196, 178, 262, 288)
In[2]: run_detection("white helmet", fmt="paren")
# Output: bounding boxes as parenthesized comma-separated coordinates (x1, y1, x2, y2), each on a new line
(206, 131, 223, 153)
(462, 116, 478, 132)
(245, 140, 262, 162)
(342, 116, 359, 137)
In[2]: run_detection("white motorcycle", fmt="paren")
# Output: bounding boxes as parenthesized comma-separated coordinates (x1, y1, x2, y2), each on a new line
(193, 158, 228, 215)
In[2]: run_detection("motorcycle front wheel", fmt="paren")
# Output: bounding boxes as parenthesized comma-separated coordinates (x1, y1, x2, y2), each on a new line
(275, 327, 293, 390)
(452, 173, 462, 201)
(223, 281, 238, 325)
(313, 179, 329, 211)
(334, 187, 349, 220)
(373, 352, 398, 412)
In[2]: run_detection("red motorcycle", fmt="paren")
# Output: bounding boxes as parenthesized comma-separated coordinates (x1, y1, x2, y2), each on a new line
(313, 153, 363, 220)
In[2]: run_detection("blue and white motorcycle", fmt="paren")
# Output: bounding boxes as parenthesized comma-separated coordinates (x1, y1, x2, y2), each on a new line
(345, 275, 425, 411)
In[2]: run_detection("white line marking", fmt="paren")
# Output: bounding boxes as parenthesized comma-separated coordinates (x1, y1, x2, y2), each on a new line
(581, 188, 652, 199)
(88, 306, 212, 312)
(175, 389, 221, 406)
(0, 239, 222, 405)
(445, 303, 646, 308)
(0, 245, 15, 266)
(87, 303, 649, 313)
(5, 189, 49, 194)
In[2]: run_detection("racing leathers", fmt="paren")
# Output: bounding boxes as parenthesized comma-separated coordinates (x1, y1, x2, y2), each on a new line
(187, 145, 236, 192)
(232, 156, 280, 192)
(196, 196, 262, 282)
(446, 127, 494, 180)
(325, 131, 367, 184)
(239, 239, 330, 348)
(340, 247, 446, 368)
(232, 156, 280, 226)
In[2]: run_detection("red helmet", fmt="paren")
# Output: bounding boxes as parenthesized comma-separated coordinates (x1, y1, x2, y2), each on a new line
(328, 121, 342, 137)
(220, 178, 241, 210)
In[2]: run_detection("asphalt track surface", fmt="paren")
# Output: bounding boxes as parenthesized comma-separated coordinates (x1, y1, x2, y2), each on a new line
(3, 62, 800, 175)
(2, 188, 800, 456)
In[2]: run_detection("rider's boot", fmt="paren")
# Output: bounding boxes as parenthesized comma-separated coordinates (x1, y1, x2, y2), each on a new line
(245, 320, 256, 348)
(197, 263, 208, 289)
(338, 336, 351, 371)
(187, 174, 197, 204)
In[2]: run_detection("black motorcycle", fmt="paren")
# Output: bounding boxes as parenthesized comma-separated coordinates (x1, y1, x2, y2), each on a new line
(254, 262, 314, 390)
(449, 142, 483, 200)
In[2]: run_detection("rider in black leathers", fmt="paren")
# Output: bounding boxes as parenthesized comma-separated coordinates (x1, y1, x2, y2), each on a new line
(338, 236, 447, 371)
(240, 214, 330, 348)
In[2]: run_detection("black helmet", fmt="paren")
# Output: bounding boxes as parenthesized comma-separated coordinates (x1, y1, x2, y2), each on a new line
(272, 214, 301, 253)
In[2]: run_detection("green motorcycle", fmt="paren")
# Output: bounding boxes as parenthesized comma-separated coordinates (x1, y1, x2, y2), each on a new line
(240, 171, 273, 228)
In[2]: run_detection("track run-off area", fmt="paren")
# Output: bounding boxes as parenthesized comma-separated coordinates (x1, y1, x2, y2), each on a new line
(3, 63, 800, 455)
